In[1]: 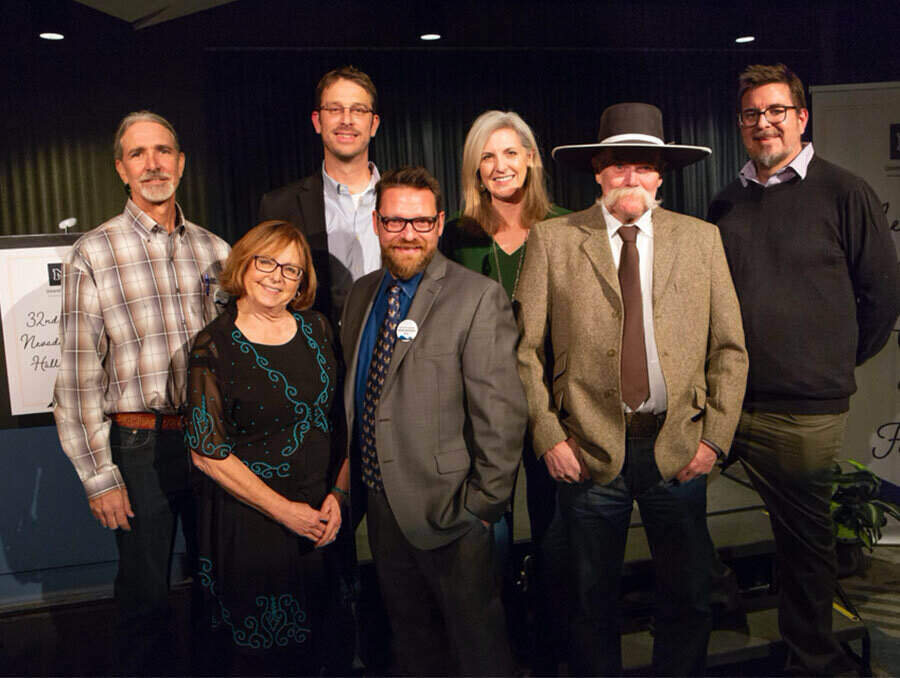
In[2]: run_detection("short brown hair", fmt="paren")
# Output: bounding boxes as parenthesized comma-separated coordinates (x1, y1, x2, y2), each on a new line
(375, 166, 442, 213)
(114, 110, 179, 160)
(221, 221, 317, 311)
(737, 63, 807, 111)
(315, 65, 378, 112)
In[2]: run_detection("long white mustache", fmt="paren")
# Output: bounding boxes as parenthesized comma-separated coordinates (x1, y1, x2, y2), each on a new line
(602, 185, 660, 213)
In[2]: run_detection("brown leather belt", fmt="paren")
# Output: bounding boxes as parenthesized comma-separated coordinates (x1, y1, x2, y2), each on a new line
(625, 411, 666, 438)
(112, 412, 184, 431)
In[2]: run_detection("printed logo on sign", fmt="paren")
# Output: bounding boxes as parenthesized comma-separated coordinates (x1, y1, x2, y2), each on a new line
(47, 263, 62, 286)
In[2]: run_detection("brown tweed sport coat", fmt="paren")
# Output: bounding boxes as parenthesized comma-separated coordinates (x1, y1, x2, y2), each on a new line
(516, 202, 748, 484)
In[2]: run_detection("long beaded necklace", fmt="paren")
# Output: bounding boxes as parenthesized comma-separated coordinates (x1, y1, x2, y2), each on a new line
(491, 236, 528, 301)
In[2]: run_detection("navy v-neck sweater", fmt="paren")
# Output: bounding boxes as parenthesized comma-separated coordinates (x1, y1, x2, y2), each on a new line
(708, 155, 898, 414)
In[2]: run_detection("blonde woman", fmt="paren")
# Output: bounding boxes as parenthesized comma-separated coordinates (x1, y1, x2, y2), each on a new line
(441, 110, 568, 300)
(440, 111, 570, 672)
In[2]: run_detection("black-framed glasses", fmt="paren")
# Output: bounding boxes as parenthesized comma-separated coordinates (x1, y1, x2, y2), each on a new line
(738, 105, 800, 127)
(318, 104, 374, 119)
(253, 255, 304, 281)
(377, 214, 440, 233)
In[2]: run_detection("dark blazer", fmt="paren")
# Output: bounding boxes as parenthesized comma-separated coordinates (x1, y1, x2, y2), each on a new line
(258, 172, 336, 323)
(340, 252, 527, 550)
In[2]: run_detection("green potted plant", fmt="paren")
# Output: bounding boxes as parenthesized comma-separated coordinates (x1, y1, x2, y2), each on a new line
(830, 459, 900, 577)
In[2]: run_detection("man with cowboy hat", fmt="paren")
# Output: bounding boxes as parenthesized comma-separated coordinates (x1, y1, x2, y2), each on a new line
(515, 102, 748, 675)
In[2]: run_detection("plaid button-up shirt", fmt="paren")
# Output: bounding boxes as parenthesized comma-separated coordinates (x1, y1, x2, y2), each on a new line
(53, 200, 231, 499)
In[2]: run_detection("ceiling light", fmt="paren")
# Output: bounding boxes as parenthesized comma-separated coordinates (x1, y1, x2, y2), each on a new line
(420, 33, 441, 41)
(39, 32, 65, 40)
(735, 36, 755, 44)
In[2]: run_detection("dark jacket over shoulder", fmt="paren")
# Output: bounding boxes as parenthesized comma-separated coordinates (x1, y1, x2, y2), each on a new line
(259, 172, 335, 323)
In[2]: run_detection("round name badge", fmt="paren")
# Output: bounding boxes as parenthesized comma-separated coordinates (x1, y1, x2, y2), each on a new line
(396, 319, 418, 342)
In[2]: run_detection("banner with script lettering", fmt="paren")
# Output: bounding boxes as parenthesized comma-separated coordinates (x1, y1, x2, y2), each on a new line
(0, 245, 69, 415)
(812, 82, 900, 541)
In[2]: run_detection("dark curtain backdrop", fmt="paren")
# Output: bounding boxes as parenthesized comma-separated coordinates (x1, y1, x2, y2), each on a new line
(2, 44, 815, 241)
(205, 48, 814, 243)
(0, 47, 211, 237)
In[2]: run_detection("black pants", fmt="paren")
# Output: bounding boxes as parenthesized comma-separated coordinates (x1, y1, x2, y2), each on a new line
(558, 430, 712, 676)
(111, 423, 196, 676)
(366, 489, 514, 676)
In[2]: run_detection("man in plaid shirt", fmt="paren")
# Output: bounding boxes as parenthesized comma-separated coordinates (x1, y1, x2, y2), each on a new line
(53, 111, 230, 674)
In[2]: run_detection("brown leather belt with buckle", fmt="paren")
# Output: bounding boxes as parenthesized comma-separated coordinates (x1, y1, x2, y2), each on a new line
(624, 411, 666, 437)
(111, 412, 184, 431)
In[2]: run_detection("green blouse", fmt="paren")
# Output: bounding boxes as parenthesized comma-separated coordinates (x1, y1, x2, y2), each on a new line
(440, 204, 571, 299)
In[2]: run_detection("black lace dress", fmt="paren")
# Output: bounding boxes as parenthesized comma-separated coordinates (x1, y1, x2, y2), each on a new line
(185, 308, 342, 675)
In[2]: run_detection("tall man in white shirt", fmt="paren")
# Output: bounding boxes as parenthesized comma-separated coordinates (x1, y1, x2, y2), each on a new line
(517, 103, 747, 676)
(259, 65, 382, 325)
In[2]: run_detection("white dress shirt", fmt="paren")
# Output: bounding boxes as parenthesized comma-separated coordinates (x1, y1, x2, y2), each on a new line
(602, 203, 668, 414)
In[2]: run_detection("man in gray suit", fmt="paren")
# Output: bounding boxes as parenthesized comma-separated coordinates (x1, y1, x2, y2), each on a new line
(341, 166, 526, 675)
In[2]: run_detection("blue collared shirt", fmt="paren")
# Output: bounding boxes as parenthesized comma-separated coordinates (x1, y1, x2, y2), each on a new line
(739, 142, 815, 187)
(322, 162, 382, 280)
(353, 270, 424, 442)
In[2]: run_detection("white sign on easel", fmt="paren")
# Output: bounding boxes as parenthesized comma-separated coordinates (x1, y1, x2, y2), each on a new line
(0, 246, 70, 415)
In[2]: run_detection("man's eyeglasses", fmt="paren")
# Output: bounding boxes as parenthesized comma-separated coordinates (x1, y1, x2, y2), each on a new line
(253, 255, 304, 281)
(319, 104, 374, 119)
(377, 214, 440, 233)
(738, 105, 800, 127)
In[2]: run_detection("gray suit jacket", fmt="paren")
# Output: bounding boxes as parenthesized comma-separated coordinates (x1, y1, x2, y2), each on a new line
(341, 251, 527, 550)
(517, 203, 748, 484)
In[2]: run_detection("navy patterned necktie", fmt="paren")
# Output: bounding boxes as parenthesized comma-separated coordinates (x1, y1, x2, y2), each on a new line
(617, 225, 649, 410)
(360, 284, 402, 491)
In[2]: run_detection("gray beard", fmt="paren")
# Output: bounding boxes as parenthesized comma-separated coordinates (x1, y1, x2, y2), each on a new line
(752, 147, 791, 169)
(137, 181, 176, 203)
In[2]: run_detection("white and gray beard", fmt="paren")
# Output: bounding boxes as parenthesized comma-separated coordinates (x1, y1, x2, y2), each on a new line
(751, 147, 791, 169)
(134, 172, 178, 204)
(601, 185, 660, 221)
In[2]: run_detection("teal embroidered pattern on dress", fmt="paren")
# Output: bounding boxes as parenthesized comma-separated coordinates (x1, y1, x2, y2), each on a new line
(197, 557, 310, 648)
(242, 458, 291, 479)
(186, 394, 234, 458)
(231, 313, 331, 457)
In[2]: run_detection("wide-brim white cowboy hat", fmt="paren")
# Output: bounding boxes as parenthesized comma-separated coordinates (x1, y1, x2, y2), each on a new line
(552, 102, 711, 171)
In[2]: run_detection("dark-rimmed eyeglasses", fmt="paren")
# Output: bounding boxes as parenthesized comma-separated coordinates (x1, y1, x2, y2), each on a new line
(377, 214, 440, 233)
(738, 105, 799, 127)
(253, 255, 304, 281)
(318, 104, 374, 119)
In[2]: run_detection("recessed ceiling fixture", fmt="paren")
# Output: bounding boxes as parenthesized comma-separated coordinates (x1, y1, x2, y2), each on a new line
(39, 32, 65, 40)
(735, 35, 755, 43)
(420, 33, 441, 41)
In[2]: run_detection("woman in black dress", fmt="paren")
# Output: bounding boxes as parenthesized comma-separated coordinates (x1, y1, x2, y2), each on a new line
(185, 221, 348, 675)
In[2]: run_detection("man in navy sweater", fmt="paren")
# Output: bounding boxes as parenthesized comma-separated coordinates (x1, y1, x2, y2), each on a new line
(708, 63, 898, 676)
